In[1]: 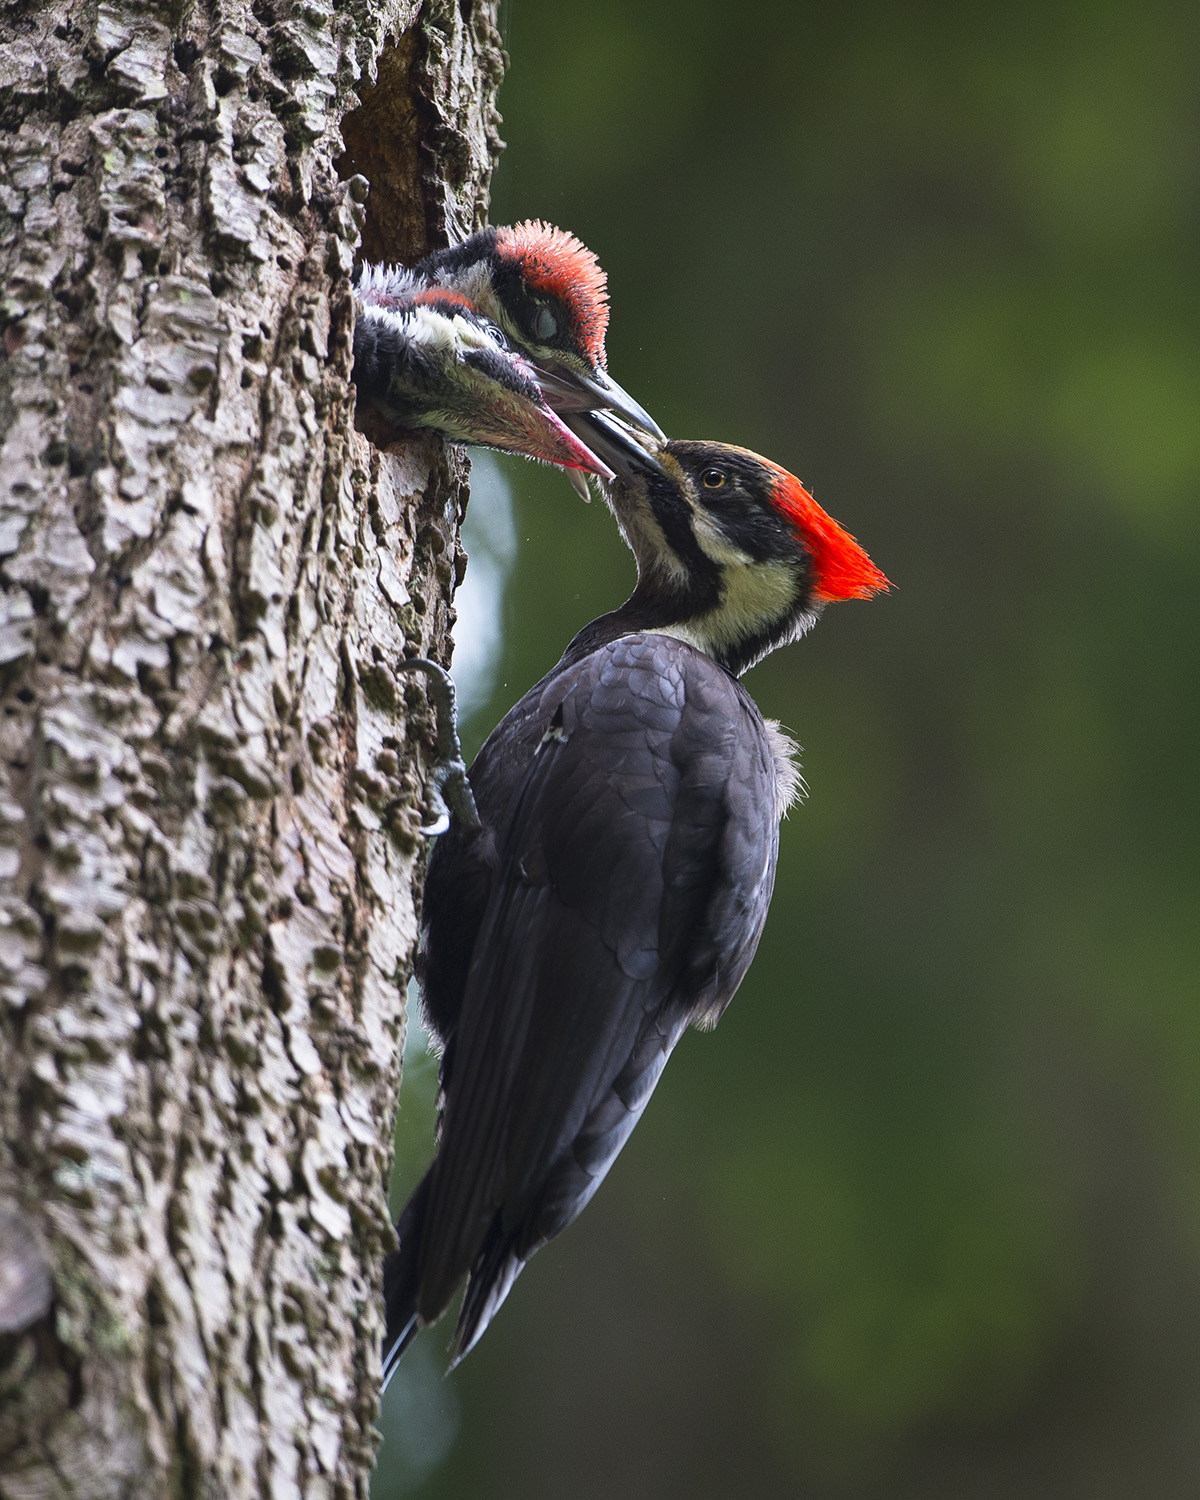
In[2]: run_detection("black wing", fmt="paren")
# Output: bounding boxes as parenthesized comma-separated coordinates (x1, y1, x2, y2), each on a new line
(387, 633, 780, 1371)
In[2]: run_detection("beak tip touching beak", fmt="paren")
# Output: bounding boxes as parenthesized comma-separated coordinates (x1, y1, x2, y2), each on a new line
(526, 360, 668, 484)
(533, 362, 666, 445)
(544, 406, 617, 479)
(486, 397, 619, 479)
(560, 410, 669, 484)
(589, 370, 666, 444)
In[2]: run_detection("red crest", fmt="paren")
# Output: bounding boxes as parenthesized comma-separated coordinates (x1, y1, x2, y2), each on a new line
(763, 462, 890, 602)
(494, 221, 610, 365)
(410, 287, 475, 311)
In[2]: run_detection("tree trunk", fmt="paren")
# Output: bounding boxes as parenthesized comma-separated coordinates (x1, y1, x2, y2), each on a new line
(0, 1, 503, 1494)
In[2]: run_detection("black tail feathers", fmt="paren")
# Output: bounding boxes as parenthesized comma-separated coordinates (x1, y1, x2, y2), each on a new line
(447, 1222, 526, 1370)
(381, 1171, 432, 1390)
(381, 1175, 532, 1384)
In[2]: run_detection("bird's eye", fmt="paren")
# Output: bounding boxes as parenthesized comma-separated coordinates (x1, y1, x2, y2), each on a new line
(701, 468, 726, 489)
(534, 305, 558, 341)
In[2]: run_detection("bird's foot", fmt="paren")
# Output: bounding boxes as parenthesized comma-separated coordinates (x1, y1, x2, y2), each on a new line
(395, 659, 481, 837)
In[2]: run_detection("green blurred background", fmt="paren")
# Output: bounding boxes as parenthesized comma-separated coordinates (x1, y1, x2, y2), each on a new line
(375, 0, 1200, 1493)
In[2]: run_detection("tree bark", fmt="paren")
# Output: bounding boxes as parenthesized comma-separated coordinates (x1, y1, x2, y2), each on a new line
(0, 1, 503, 1495)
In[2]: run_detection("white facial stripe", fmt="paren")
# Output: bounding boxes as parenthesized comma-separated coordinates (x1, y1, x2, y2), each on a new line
(367, 302, 514, 368)
(357, 300, 448, 345)
(399, 303, 440, 347)
(689, 507, 753, 568)
(607, 491, 690, 587)
(454, 317, 503, 353)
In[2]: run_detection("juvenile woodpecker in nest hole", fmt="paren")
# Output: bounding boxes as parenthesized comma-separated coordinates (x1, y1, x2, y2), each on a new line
(382, 416, 888, 1381)
(353, 222, 662, 488)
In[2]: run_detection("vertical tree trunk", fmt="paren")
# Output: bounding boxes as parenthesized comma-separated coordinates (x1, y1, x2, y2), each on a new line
(0, 1, 503, 1495)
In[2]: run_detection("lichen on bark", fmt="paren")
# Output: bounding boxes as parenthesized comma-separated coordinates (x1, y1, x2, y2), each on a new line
(0, 1, 503, 1494)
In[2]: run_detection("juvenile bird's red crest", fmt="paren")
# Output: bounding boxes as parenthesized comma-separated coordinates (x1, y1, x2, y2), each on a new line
(410, 287, 475, 311)
(763, 462, 890, 603)
(494, 221, 610, 366)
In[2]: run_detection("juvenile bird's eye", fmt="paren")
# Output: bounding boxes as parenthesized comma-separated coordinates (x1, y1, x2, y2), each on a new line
(701, 468, 726, 489)
(534, 305, 558, 340)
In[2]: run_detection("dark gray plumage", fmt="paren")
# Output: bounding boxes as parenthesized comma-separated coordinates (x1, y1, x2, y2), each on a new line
(385, 633, 785, 1376)
(382, 435, 885, 1381)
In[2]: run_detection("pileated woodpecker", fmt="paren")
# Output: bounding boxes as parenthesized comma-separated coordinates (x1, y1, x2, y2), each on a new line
(353, 222, 662, 485)
(353, 277, 612, 476)
(413, 221, 663, 441)
(382, 419, 888, 1381)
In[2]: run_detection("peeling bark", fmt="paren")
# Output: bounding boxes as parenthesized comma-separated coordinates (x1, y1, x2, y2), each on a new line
(0, 1, 503, 1495)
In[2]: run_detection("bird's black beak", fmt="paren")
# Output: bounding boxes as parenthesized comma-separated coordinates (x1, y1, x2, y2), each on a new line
(533, 362, 666, 441)
(561, 410, 668, 482)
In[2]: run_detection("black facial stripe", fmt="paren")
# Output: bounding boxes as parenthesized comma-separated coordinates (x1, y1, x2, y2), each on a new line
(644, 471, 721, 612)
(351, 314, 444, 434)
(462, 346, 542, 402)
(697, 492, 804, 564)
(667, 444, 806, 566)
(352, 313, 419, 403)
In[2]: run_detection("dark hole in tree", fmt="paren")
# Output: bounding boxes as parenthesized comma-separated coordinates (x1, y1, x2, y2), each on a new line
(335, 32, 435, 267)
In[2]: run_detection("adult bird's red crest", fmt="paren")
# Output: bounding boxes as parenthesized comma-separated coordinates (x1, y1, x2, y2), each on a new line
(762, 461, 890, 603)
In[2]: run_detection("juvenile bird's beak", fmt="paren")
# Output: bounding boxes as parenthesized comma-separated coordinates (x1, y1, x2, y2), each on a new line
(561, 410, 669, 482)
(472, 392, 616, 479)
(533, 362, 666, 441)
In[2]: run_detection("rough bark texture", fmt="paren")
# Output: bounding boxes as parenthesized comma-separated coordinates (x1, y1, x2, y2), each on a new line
(0, 1, 503, 1495)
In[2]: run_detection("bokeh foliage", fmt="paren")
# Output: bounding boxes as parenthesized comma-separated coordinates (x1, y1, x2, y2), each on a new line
(376, 0, 1200, 1494)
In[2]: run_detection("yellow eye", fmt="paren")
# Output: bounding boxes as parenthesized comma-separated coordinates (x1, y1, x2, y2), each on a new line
(701, 468, 726, 489)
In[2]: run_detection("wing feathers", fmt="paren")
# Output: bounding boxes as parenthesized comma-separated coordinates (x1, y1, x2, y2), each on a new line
(403, 634, 782, 1351)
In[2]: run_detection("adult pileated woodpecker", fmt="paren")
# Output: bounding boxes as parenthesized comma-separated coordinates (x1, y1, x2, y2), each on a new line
(382, 418, 888, 1382)
(353, 222, 662, 486)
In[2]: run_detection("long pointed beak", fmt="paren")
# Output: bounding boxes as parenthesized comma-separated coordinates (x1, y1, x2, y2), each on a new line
(534, 362, 666, 441)
(469, 393, 616, 479)
(560, 410, 668, 482)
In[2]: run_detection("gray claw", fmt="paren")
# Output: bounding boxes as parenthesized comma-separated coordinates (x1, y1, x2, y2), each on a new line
(395, 659, 481, 837)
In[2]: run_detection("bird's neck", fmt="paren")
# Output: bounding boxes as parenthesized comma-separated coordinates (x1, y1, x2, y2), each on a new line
(564, 566, 820, 678)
